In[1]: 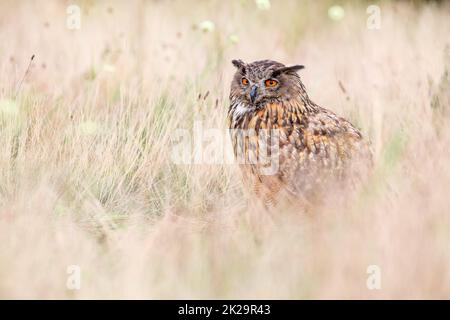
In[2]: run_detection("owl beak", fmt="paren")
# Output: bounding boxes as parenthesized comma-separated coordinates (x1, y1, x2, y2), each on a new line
(250, 85, 258, 104)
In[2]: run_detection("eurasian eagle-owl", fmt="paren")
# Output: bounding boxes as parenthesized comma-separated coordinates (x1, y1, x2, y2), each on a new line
(228, 59, 371, 207)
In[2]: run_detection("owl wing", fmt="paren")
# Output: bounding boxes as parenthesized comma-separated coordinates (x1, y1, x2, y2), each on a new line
(276, 105, 369, 198)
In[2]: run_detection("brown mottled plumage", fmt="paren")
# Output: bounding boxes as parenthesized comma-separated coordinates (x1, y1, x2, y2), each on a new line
(228, 59, 371, 207)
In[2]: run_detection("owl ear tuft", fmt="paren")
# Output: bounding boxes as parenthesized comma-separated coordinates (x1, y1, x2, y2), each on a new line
(232, 59, 246, 71)
(272, 65, 305, 77)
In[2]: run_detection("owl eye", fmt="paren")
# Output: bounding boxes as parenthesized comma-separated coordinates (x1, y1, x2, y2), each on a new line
(241, 77, 249, 86)
(265, 79, 279, 87)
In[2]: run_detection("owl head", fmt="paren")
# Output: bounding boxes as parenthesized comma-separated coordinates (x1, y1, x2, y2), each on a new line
(230, 59, 305, 107)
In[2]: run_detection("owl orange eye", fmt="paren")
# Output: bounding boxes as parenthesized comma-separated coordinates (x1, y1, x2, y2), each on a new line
(265, 79, 278, 87)
(241, 77, 249, 85)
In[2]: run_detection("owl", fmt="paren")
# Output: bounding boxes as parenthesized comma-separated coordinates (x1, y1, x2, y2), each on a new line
(228, 59, 371, 207)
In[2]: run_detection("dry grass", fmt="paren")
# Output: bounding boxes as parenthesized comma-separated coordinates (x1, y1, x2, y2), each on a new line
(0, 0, 449, 299)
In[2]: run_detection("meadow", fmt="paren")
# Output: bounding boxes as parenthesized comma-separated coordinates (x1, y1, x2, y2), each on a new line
(0, 0, 449, 299)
